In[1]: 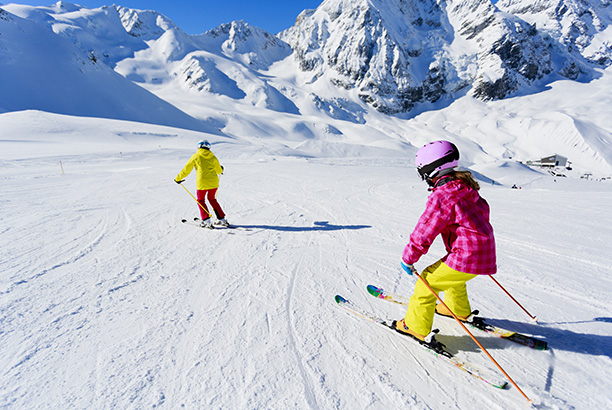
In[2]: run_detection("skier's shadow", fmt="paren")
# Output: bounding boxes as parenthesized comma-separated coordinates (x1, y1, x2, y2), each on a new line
(236, 220, 371, 232)
(437, 317, 612, 359)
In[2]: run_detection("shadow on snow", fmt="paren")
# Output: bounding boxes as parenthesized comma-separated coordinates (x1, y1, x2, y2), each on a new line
(437, 316, 612, 359)
(236, 220, 371, 232)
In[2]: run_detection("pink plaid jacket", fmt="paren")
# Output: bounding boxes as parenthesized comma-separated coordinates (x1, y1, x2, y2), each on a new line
(402, 178, 497, 275)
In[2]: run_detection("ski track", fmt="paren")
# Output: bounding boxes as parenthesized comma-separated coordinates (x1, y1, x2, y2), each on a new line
(498, 234, 612, 271)
(285, 243, 319, 410)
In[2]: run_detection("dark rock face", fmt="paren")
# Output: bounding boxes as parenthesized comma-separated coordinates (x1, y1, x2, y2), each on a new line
(281, 0, 598, 113)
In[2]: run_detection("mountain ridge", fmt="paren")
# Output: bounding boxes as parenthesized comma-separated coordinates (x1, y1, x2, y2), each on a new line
(3, 0, 607, 116)
(1, 1, 611, 174)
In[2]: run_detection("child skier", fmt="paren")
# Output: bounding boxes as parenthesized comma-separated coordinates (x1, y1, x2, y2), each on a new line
(395, 140, 496, 343)
(175, 140, 228, 229)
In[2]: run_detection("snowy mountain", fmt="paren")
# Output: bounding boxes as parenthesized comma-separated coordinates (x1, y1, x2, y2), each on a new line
(1, 3, 298, 115)
(0, 5, 214, 132)
(122, 20, 299, 113)
(3, 1, 609, 111)
(497, 0, 612, 66)
(198, 20, 293, 70)
(1, 1, 612, 175)
(280, 0, 593, 113)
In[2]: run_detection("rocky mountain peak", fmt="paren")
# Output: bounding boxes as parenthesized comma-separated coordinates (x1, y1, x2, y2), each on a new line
(280, 0, 457, 113)
(280, 0, 574, 113)
(497, 0, 612, 66)
(116, 6, 178, 40)
(201, 20, 292, 69)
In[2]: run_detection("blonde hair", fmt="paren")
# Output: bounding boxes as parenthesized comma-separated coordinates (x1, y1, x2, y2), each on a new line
(449, 170, 480, 190)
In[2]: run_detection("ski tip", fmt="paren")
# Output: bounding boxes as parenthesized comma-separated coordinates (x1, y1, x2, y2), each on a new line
(366, 284, 383, 297)
(335, 295, 348, 304)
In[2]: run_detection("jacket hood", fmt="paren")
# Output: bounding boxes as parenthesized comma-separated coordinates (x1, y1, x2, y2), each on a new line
(434, 178, 480, 203)
(196, 148, 214, 159)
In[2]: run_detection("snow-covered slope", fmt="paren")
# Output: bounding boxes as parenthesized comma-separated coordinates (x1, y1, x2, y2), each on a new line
(1, 109, 611, 409)
(0, 6, 215, 133)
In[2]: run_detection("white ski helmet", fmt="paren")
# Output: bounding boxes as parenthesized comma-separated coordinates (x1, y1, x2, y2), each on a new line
(415, 140, 459, 181)
(198, 140, 211, 149)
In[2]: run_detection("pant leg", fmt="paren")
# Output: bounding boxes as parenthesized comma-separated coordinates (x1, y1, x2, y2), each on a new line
(206, 188, 225, 219)
(405, 260, 477, 335)
(444, 280, 474, 318)
(196, 189, 212, 220)
(404, 261, 443, 335)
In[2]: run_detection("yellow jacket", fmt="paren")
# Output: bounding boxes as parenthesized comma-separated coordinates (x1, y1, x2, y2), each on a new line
(176, 148, 223, 190)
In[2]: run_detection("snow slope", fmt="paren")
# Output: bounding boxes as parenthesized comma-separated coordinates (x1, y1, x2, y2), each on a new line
(1, 101, 612, 409)
(0, 6, 213, 133)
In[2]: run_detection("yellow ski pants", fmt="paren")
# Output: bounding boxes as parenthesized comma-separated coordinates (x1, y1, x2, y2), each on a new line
(405, 260, 478, 336)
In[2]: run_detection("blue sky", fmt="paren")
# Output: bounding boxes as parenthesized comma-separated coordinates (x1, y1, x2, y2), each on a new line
(9, 1, 323, 34)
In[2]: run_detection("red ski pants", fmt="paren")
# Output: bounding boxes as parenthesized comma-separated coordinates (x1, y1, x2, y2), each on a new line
(196, 188, 225, 220)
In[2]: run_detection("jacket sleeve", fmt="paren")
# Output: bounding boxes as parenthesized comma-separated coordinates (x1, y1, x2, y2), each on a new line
(176, 154, 196, 181)
(402, 194, 451, 264)
(212, 155, 223, 175)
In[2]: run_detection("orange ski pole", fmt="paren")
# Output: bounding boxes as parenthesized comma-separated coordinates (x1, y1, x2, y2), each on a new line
(490, 276, 538, 322)
(179, 183, 211, 218)
(413, 270, 533, 405)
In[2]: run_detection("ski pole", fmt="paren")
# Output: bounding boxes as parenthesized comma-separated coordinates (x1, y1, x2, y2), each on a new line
(489, 276, 538, 322)
(413, 270, 533, 405)
(178, 183, 211, 218)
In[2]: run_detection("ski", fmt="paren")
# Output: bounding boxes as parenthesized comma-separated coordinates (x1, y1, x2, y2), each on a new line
(335, 295, 508, 389)
(181, 218, 215, 229)
(366, 285, 548, 351)
(193, 217, 252, 231)
(180, 218, 238, 234)
(367, 284, 411, 305)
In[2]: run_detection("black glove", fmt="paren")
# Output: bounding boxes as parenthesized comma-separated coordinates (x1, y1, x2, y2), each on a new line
(221, 165, 224, 175)
(175, 179, 185, 184)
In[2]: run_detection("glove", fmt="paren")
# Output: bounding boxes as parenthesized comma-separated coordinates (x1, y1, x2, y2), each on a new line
(175, 179, 185, 184)
(401, 261, 416, 275)
(221, 165, 224, 175)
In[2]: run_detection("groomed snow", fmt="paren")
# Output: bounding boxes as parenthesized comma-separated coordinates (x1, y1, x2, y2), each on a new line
(1, 102, 611, 409)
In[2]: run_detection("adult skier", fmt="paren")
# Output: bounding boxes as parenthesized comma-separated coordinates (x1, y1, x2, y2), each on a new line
(175, 140, 228, 228)
(395, 140, 496, 341)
